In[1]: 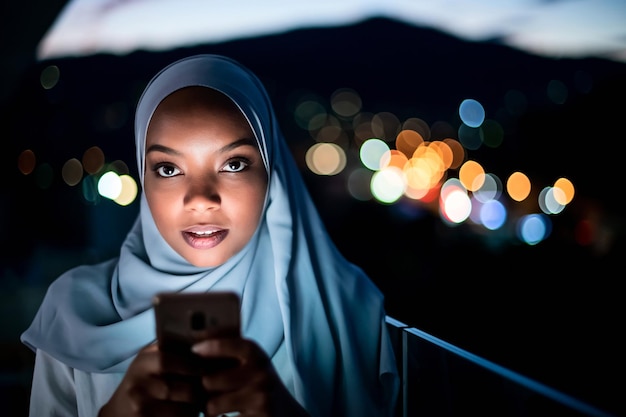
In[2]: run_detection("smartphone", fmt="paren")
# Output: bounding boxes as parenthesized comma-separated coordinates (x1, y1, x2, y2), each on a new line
(153, 291, 241, 362)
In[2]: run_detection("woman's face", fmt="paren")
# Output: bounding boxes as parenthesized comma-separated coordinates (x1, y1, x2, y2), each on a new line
(144, 87, 268, 268)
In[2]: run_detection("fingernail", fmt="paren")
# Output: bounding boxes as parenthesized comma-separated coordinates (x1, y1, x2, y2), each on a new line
(191, 342, 205, 354)
(191, 340, 212, 354)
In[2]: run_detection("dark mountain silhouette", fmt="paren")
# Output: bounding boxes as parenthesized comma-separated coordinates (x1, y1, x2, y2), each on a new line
(4, 16, 625, 416)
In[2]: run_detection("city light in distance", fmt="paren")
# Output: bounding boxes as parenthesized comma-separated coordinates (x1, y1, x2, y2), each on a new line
(15, 64, 586, 249)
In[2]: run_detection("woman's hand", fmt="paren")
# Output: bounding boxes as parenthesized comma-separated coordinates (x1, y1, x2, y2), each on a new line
(98, 343, 203, 417)
(191, 338, 310, 417)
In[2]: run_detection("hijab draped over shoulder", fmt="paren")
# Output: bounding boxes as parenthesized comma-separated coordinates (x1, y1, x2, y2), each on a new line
(21, 54, 399, 416)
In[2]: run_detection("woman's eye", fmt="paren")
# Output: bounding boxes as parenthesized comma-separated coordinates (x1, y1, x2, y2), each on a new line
(222, 159, 249, 173)
(155, 164, 181, 177)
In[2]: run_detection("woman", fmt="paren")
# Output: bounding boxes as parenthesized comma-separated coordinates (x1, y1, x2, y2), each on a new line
(21, 54, 399, 417)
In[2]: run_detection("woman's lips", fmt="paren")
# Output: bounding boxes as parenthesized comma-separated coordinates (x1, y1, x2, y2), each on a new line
(181, 229, 228, 249)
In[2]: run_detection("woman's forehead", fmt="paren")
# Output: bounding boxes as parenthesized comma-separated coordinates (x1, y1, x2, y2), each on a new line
(156, 86, 237, 112)
(149, 86, 251, 132)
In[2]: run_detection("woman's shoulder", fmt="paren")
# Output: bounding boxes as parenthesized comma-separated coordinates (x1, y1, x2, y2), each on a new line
(45, 258, 118, 299)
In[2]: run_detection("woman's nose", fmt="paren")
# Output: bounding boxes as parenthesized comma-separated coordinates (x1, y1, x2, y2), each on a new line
(184, 179, 221, 211)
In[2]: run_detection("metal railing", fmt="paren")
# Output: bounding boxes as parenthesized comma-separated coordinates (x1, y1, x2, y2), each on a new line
(385, 316, 617, 417)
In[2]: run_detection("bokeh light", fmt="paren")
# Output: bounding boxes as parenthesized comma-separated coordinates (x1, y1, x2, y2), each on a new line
(539, 186, 566, 215)
(547, 79, 568, 104)
(82, 175, 99, 203)
(82, 146, 105, 175)
(380, 149, 408, 170)
(372, 111, 401, 142)
(330, 87, 361, 118)
(553, 177, 575, 204)
(40, 65, 60, 90)
(294, 95, 326, 130)
(507, 172, 531, 202)
(458, 124, 482, 150)
(459, 98, 485, 128)
(18, 149, 36, 175)
(305, 143, 346, 175)
(371, 167, 405, 204)
(360, 138, 389, 171)
(108, 159, 131, 176)
(353, 112, 376, 145)
(517, 213, 552, 245)
(395, 129, 424, 158)
(98, 171, 122, 200)
(440, 178, 471, 224)
(473, 173, 502, 203)
(61, 158, 83, 186)
(480, 199, 507, 230)
(114, 174, 139, 206)
(347, 168, 373, 201)
(441, 188, 472, 224)
(443, 138, 465, 169)
(403, 147, 445, 199)
(402, 118, 430, 140)
(459, 160, 485, 192)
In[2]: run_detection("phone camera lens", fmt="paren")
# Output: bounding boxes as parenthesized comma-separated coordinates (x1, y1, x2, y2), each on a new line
(190, 311, 205, 330)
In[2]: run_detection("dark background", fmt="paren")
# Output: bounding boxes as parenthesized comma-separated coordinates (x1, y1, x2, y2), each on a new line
(2, 9, 626, 417)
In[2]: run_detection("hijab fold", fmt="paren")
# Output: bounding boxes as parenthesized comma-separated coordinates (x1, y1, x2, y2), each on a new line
(21, 54, 398, 416)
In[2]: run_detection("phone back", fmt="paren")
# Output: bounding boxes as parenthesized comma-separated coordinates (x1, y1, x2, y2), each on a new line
(153, 291, 241, 354)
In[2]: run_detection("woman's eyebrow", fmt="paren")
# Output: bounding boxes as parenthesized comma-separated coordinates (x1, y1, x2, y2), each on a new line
(146, 138, 257, 156)
(145, 144, 182, 156)
(219, 137, 258, 153)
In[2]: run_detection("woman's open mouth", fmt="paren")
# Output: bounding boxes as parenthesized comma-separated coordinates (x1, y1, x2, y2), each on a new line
(181, 229, 228, 249)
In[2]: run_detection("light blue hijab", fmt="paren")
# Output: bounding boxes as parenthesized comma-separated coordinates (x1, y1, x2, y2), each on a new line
(22, 54, 398, 416)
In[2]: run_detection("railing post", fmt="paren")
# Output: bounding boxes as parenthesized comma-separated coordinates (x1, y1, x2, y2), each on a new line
(385, 316, 408, 417)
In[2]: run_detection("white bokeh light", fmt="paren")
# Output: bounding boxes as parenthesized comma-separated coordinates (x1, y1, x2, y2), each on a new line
(98, 171, 122, 200)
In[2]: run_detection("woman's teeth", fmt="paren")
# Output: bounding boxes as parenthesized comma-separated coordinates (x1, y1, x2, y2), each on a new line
(192, 230, 215, 236)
